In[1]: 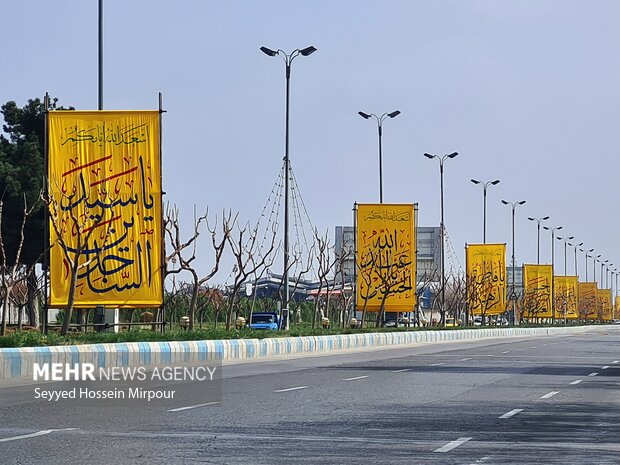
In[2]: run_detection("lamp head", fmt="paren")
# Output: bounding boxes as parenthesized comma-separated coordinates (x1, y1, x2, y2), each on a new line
(300, 46, 317, 56)
(358, 111, 371, 119)
(423, 153, 434, 159)
(471, 179, 481, 185)
(501, 200, 509, 205)
(260, 46, 278, 57)
(447, 152, 458, 158)
(387, 110, 401, 118)
(518, 200, 526, 205)
(542, 216, 550, 220)
(491, 179, 500, 185)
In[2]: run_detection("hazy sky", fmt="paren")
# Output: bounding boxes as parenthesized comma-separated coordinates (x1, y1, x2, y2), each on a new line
(2, 1, 620, 285)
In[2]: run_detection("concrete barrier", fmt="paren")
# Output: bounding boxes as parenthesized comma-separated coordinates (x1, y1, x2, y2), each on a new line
(0, 325, 596, 382)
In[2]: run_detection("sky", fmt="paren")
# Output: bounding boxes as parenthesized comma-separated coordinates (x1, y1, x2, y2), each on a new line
(2, 0, 620, 286)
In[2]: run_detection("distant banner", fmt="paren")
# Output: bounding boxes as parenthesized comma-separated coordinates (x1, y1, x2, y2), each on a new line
(48, 111, 163, 308)
(616, 296, 620, 319)
(578, 282, 598, 320)
(466, 244, 506, 316)
(597, 289, 612, 321)
(554, 276, 579, 319)
(522, 265, 553, 319)
(356, 204, 416, 311)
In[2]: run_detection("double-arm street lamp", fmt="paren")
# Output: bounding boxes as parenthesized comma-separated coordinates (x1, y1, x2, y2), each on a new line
(602, 260, 610, 288)
(261, 44, 316, 330)
(358, 110, 401, 203)
(582, 248, 594, 281)
(594, 254, 602, 285)
(556, 235, 574, 276)
(502, 200, 526, 324)
(568, 241, 583, 277)
(527, 216, 550, 264)
(424, 152, 459, 325)
(471, 179, 500, 243)
(543, 225, 562, 324)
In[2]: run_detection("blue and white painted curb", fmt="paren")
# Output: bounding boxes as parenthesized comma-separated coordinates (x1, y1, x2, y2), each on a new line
(0, 325, 594, 382)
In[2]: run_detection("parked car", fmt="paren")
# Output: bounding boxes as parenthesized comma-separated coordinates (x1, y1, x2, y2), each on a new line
(249, 312, 280, 330)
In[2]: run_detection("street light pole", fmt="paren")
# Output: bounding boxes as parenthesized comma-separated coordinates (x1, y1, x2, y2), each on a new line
(261, 45, 316, 330)
(556, 236, 574, 276)
(527, 216, 550, 265)
(471, 179, 500, 243)
(359, 111, 401, 204)
(502, 200, 526, 325)
(543, 225, 563, 324)
(569, 242, 583, 277)
(424, 152, 458, 326)
(594, 255, 601, 285)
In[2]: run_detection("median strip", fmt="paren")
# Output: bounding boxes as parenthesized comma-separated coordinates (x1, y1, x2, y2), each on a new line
(434, 437, 472, 453)
(499, 408, 523, 419)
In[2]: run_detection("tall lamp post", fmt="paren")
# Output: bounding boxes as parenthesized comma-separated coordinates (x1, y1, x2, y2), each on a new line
(358, 110, 401, 203)
(582, 248, 594, 281)
(603, 260, 609, 288)
(527, 216, 550, 264)
(470, 179, 500, 243)
(543, 225, 562, 324)
(424, 152, 459, 326)
(261, 45, 316, 330)
(569, 242, 583, 277)
(502, 200, 526, 325)
(556, 235, 574, 276)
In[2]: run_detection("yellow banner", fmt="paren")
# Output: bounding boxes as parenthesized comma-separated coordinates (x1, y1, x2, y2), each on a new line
(597, 289, 612, 321)
(522, 265, 553, 319)
(554, 275, 579, 319)
(48, 111, 163, 308)
(616, 296, 620, 320)
(578, 282, 598, 320)
(466, 244, 506, 316)
(356, 204, 416, 311)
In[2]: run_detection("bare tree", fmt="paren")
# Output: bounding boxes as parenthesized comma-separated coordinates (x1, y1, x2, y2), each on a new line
(312, 230, 336, 329)
(226, 220, 276, 330)
(164, 205, 232, 330)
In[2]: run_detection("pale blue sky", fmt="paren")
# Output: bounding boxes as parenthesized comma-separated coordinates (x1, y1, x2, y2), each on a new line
(2, 1, 620, 283)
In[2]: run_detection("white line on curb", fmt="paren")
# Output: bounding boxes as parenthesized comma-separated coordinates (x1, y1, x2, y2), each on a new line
(540, 391, 559, 399)
(342, 375, 369, 381)
(499, 409, 523, 419)
(569, 380, 583, 385)
(588, 372, 599, 377)
(434, 437, 472, 453)
(0, 428, 77, 443)
(430, 362, 445, 366)
(168, 401, 219, 412)
(274, 386, 310, 392)
(392, 368, 410, 373)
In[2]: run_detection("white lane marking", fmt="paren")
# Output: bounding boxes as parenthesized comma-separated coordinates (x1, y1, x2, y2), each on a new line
(460, 358, 472, 361)
(392, 368, 410, 373)
(499, 408, 523, 419)
(0, 428, 77, 443)
(434, 437, 472, 453)
(569, 379, 583, 385)
(602, 366, 610, 370)
(342, 375, 369, 381)
(501, 351, 510, 354)
(530, 346, 537, 349)
(612, 361, 619, 364)
(430, 362, 445, 366)
(588, 372, 599, 377)
(168, 401, 219, 412)
(542, 344, 549, 347)
(540, 391, 559, 399)
(274, 386, 310, 392)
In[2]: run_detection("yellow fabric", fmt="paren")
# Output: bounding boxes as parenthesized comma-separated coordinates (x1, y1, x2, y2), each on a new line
(522, 264, 553, 319)
(466, 244, 506, 316)
(578, 282, 598, 320)
(554, 276, 579, 319)
(48, 111, 163, 308)
(356, 204, 416, 311)
(597, 289, 612, 321)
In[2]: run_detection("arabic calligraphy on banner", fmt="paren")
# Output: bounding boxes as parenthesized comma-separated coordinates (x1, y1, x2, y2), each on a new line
(48, 111, 163, 308)
(554, 275, 579, 319)
(521, 265, 553, 319)
(597, 288, 612, 321)
(578, 282, 598, 320)
(356, 204, 416, 311)
(466, 244, 506, 316)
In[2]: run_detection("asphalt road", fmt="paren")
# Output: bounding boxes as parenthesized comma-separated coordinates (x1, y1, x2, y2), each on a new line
(1, 326, 619, 464)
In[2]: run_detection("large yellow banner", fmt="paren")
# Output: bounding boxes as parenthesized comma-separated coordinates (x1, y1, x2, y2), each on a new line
(48, 111, 163, 308)
(356, 204, 416, 311)
(522, 265, 553, 319)
(616, 296, 620, 320)
(466, 244, 506, 316)
(597, 289, 612, 321)
(554, 275, 579, 319)
(578, 282, 598, 320)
